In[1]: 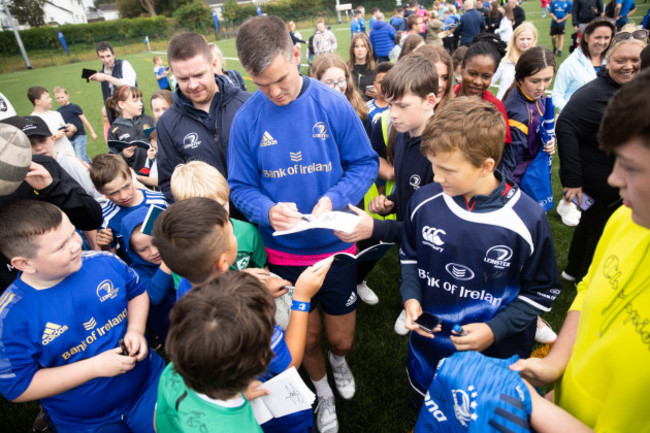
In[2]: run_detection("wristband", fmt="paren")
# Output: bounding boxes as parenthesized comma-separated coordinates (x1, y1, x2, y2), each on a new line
(291, 300, 310, 312)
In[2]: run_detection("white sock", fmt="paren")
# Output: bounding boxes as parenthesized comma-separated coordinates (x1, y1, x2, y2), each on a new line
(328, 352, 346, 368)
(311, 375, 334, 398)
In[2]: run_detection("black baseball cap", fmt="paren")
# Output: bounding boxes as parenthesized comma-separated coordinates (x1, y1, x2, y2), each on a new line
(0, 115, 52, 137)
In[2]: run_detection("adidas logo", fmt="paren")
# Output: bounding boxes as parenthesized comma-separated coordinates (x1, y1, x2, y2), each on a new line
(345, 291, 358, 307)
(260, 131, 277, 147)
(83, 317, 97, 331)
(290, 151, 302, 162)
(42, 322, 69, 345)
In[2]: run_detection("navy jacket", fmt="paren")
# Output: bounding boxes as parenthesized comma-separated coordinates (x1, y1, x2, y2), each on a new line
(156, 75, 251, 201)
(369, 21, 397, 57)
(456, 9, 486, 46)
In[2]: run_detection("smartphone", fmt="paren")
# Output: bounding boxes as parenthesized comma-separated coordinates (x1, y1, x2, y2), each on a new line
(58, 125, 67, 131)
(118, 339, 128, 356)
(365, 85, 376, 93)
(415, 312, 442, 333)
(572, 192, 595, 211)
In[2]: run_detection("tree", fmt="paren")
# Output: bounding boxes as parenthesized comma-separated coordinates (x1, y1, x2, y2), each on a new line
(137, 0, 156, 17)
(172, 0, 212, 33)
(116, 0, 144, 18)
(8, 0, 46, 27)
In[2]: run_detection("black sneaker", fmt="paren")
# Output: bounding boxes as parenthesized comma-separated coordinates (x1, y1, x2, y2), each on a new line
(553, 47, 557, 55)
(557, 50, 563, 57)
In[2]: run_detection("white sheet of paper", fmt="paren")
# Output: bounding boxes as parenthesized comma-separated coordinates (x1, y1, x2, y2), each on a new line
(250, 367, 316, 424)
(273, 211, 360, 236)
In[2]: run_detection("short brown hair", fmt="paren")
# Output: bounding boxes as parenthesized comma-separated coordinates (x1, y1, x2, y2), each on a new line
(166, 271, 275, 399)
(152, 197, 231, 284)
(0, 200, 63, 259)
(421, 97, 505, 167)
(381, 53, 438, 101)
(89, 153, 130, 190)
(237, 15, 294, 76)
(580, 18, 615, 60)
(599, 68, 650, 153)
(167, 32, 212, 66)
(412, 45, 454, 106)
(27, 86, 48, 105)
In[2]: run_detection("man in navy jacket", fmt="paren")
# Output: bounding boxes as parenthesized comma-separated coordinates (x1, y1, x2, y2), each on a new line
(456, 0, 486, 46)
(156, 32, 250, 202)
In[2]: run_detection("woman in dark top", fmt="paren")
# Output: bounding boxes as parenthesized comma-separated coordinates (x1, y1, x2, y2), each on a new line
(486, 2, 503, 33)
(557, 25, 647, 282)
(347, 33, 377, 101)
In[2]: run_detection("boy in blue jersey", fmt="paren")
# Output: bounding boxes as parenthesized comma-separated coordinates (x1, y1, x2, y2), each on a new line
(121, 207, 175, 343)
(152, 197, 332, 433)
(155, 272, 276, 433)
(365, 62, 393, 125)
(549, 0, 572, 56)
(89, 153, 168, 254)
(0, 200, 164, 432)
(399, 97, 561, 395)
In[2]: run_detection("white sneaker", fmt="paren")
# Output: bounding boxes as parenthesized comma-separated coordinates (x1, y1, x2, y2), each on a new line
(315, 396, 339, 433)
(535, 317, 557, 344)
(356, 281, 379, 305)
(394, 309, 409, 335)
(329, 353, 356, 399)
(557, 199, 581, 227)
(561, 271, 576, 282)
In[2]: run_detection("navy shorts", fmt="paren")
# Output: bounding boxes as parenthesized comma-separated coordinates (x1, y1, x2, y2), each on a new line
(550, 24, 566, 35)
(268, 258, 358, 316)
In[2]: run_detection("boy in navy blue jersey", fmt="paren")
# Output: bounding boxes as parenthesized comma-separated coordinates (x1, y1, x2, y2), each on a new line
(89, 153, 168, 254)
(399, 98, 561, 395)
(0, 200, 163, 431)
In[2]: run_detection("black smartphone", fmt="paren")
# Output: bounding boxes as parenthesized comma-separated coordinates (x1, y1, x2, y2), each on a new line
(118, 338, 128, 356)
(415, 312, 442, 333)
(58, 125, 67, 131)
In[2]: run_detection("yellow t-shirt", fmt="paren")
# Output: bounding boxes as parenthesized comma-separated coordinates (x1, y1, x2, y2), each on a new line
(555, 206, 650, 433)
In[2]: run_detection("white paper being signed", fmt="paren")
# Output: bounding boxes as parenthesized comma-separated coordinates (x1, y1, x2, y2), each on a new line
(273, 211, 360, 236)
(249, 366, 316, 424)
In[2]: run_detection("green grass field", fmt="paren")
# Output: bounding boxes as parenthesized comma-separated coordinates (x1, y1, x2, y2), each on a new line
(1, 1, 648, 431)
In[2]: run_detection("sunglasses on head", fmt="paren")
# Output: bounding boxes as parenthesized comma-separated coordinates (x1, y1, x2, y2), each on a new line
(613, 29, 649, 43)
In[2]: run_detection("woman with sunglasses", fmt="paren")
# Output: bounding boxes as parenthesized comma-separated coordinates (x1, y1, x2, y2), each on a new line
(556, 24, 647, 285)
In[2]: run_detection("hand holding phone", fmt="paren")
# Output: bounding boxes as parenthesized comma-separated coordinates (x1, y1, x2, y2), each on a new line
(572, 192, 595, 211)
(118, 338, 128, 356)
(414, 312, 442, 334)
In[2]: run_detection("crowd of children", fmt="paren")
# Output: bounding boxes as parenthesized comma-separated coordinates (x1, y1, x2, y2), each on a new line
(0, 6, 649, 433)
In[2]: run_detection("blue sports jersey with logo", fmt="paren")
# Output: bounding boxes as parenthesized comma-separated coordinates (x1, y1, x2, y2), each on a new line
(227, 77, 378, 256)
(0, 251, 161, 429)
(414, 351, 532, 432)
(550, 0, 573, 21)
(400, 181, 560, 393)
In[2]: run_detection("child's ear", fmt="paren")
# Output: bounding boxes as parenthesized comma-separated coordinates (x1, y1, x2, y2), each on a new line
(11, 257, 36, 274)
(480, 157, 496, 176)
(215, 253, 231, 274)
(425, 92, 440, 110)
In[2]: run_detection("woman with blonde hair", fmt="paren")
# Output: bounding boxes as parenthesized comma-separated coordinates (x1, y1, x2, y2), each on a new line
(347, 33, 377, 101)
(491, 22, 538, 100)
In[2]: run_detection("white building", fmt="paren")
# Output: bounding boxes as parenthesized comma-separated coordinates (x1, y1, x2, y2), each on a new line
(98, 3, 119, 21)
(0, 0, 88, 28)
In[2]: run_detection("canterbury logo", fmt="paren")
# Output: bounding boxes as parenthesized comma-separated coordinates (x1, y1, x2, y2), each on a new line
(260, 131, 277, 147)
(42, 322, 69, 345)
(83, 317, 97, 331)
(290, 151, 302, 162)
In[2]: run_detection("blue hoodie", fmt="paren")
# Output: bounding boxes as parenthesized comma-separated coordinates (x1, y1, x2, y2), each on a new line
(121, 206, 175, 341)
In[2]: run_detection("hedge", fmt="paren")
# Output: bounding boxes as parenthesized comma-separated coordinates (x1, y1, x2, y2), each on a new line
(0, 16, 174, 55)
